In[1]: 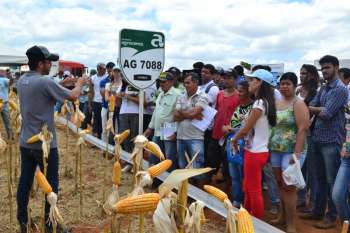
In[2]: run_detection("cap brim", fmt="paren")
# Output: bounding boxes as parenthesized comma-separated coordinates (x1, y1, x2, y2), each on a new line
(47, 53, 59, 61)
(245, 74, 277, 87)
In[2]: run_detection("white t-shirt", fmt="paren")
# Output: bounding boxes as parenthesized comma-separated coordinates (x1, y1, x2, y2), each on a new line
(91, 73, 107, 103)
(200, 80, 219, 108)
(245, 99, 270, 153)
(144, 84, 157, 115)
(120, 85, 139, 114)
(119, 85, 156, 115)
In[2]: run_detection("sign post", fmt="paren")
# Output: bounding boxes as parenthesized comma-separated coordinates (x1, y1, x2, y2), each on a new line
(119, 29, 165, 134)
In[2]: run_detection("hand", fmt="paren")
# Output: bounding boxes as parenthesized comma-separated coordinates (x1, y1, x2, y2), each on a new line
(76, 75, 90, 87)
(222, 125, 232, 134)
(167, 134, 177, 141)
(144, 128, 153, 138)
(119, 92, 126, 98)
(231, 137, 238, 152)
(289, 153, 300, 165)
(193, 112, 203, 120)
(341, 146, 350, 158)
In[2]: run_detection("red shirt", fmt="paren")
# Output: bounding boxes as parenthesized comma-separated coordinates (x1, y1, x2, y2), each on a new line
(212, 90, 240, 140)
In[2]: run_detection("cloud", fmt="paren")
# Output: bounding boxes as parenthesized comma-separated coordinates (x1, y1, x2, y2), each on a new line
(1, 0, 350, 73)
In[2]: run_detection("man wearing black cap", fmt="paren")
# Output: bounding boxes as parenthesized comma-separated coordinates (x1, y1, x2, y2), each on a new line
(16, 45, 89, 233)
(144, 72, 180, 171)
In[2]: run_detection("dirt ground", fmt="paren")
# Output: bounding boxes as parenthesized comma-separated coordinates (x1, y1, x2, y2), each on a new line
(0, 125, 344, 233)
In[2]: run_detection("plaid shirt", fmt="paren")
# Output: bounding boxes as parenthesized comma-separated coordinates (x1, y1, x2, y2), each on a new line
(310, 78, 348, 145)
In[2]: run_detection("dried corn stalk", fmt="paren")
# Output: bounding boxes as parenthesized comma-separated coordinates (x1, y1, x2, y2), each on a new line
(203, 185, 237, 233)
(35, 166, 63, 228)
(153, 191, 179, 233)
(184, 200, 206, 233)
(130, 135, 148, 185)
(76, 128, 90, 217)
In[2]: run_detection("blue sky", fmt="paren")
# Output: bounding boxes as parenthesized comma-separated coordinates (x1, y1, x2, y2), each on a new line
(0, 0, 349, 73)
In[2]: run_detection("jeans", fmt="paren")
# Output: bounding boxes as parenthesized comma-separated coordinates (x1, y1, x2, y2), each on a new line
(148, 136, 178, 172)
(309, 141, 341, 221)
(54, 101, 63, 113)
(333, 157, 350, 228)
(119, 113, 139, 152)
(228, 162, 244, 206)
(17, 147, 59, 225)
(263, 161, 281, 204)
(303, 136, 318, 211)
(177, 139, 205, 179)
(206, 138, 228, 177)
(78, 101, 90, 129)
(101, 107, 108, 142)
(92, 101, 102, 138)
(0, 102, 12, 138)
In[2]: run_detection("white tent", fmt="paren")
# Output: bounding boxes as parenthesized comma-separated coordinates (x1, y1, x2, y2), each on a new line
(0, 48, 28, 66)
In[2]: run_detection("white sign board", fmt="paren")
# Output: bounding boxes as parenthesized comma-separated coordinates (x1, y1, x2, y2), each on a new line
(119, 29, 165, 90)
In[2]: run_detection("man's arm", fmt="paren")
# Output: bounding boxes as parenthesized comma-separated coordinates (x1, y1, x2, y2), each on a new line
(66, 76, 89, 101)
(317, 87, 348, 120)
(179, 106, 203, 120)
(309, 106, 324, 115)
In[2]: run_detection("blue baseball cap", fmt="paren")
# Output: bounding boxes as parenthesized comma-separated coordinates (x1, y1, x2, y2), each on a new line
(246, 69, 276, 87)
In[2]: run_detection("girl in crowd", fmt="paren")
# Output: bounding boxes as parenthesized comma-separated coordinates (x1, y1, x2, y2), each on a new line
(269, 72, 309, 233)
(231, 69, 276, 219)
(296, 64, 320, 212)
(222, 80, 253, 208)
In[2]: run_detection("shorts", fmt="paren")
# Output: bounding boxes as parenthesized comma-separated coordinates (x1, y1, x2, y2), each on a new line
(270, 151, 306, 171)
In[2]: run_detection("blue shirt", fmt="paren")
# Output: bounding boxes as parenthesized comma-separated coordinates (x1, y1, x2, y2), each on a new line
(99, 76, 110, 109)
(0, 76, 9, 101)
(310, 78, 348, 145)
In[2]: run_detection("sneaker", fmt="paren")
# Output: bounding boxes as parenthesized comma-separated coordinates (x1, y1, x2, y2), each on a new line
(314, 218, 336, 229)
(299, 212, 323, 220)
(46, 223, 72, 233)
(269, 202, 280, 215)
(232, 201, 241, 209)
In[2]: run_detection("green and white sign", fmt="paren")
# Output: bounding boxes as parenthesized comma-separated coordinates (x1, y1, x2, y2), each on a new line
(119, 29, 165, 90)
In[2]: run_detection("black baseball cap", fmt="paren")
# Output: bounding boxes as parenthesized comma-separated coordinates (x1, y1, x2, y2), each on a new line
(166, 67, 181, 77)
(26, 45, 59, 62)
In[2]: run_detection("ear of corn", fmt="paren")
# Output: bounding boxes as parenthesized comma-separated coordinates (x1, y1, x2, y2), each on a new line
(78, 110, 85, 122)
(112, 161, 122, 185)
(115, 193, 160, 214)
(114, 129, 130, 144)
(108, 95, 115, 112)
(26, 134, 41, 144)
(203, 185, 228, 202)
(147, 159, 172, 178)
(35, 168, 53, 194)
(237, 206, 255, 233)
(8, 100, 19, 112)
(145, 141, 165, 160)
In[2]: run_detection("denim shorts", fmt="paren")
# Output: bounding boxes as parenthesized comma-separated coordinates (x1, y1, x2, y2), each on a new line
(270, 151, 306, 171)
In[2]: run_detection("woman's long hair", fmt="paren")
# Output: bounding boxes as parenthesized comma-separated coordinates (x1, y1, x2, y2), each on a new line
(301, 64, 320, 105)
(255, 81, 277, 127)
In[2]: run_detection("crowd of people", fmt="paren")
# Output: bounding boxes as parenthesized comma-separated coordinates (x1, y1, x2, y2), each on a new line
(1, 45, 350, 233)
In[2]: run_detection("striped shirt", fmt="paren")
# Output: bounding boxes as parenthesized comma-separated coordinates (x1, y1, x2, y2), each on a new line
(310, 78, 348, 145)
